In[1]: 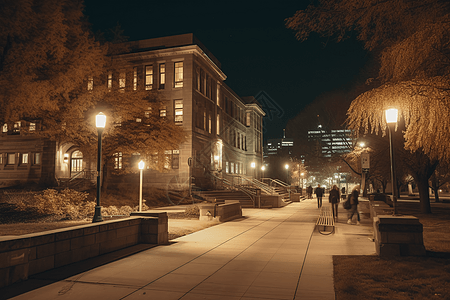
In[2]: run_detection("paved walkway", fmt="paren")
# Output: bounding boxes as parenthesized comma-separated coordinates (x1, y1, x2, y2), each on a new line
(2, 198, 375, 300)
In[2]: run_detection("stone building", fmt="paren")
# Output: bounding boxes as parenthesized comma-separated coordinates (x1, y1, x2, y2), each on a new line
(0, 34, 265, 190)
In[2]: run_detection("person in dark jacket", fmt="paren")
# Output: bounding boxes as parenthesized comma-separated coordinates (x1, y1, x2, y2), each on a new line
(314, 184, 324, 208)
(347, 186, 360, 225)
(306, 186, 313, 199)
(329, 185, 340, 219)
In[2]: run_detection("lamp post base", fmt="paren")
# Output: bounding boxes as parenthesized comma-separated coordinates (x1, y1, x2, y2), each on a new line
(92, 206, 103, 223)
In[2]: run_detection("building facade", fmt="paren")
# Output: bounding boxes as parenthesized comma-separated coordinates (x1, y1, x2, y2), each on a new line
(0, 34, 265, 190)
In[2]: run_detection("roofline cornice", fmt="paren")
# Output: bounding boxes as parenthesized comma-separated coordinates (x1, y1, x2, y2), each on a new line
(113, 45, 227, 81)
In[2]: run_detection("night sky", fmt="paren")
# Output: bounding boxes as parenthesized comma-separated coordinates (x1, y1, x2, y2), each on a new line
(83, 0, 369, 140)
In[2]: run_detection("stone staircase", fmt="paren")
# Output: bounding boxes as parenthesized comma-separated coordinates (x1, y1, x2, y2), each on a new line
(194, 190, 254, 208)
(273, 186, 292, 205)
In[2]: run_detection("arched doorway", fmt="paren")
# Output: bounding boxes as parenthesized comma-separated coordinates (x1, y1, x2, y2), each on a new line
(71, 150, 83, 176)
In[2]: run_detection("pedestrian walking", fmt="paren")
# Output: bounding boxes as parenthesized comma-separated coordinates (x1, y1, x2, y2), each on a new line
(347, 186, 360, 225)
(306, 185, 313, 199)
(329, 185, 340, 219)
(314, 184, 324, 208)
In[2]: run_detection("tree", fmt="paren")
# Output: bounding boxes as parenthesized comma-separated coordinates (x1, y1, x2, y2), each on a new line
(429, 161, 450, 202)
(0, 0, 185, 190)
(0, 0, 106, 126)
(286, 0, 450, 212)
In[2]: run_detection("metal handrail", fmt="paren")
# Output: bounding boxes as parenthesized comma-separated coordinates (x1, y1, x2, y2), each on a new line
(238, 176, 276, 195)
(69, 169, 95, 182)
(269, 179, 289, 188)
(210, 173, 255, 206)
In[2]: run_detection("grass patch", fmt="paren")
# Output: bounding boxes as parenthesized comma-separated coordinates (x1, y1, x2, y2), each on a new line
(334, 201, 450, 300)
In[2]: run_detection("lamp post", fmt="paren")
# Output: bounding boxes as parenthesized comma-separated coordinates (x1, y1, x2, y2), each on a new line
(93, 112, 106, 223)
(285, 164, 289, 183)
(251, 162, 256, 179)
(261, 165, 265, 180)
(138, 160, 145, 212)
(359, 142, 369, 196)
(285, 164, 290, 199)
(386, 108, 398, 215)
(300, 172, 304, 195)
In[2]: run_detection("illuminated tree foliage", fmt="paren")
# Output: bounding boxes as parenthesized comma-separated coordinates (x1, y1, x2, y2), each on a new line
(0, 0, 185, 186)
(286, 0, 450, 160)
(0, 0, 106, 125)
(287, 0, 450, 213)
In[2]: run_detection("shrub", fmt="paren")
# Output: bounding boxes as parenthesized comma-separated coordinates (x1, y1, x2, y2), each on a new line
(32, 189, 94, 220)
(119, 205, 133, 216)
(185, 205, 200, 217)
(103, 206, 120, 216)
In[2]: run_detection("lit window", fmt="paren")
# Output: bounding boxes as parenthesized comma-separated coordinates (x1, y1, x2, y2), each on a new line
(2, 123, 7, 133)
(21, 153, 28, 164)
(87, 76, 93, 91)
(13, 122, 20, 133)
(133, 67, 138, 90)
(203, 112, 206, 130)
(231, 162, 234, 173)
(174, 62, 183, 88)
(225, 161, 229, 173)
(174, 100, 183, 124)
(145, 107, 152, 118)
(172, 149, 180, 169)
(114, 152, 122, 169)
(246, 112, 251, 126)
(107, 72, 112, 91)
(119, 72, 126, 92)
(216, 84, 220, 106)
(208, 115, 212, 134)
(145, 65, 153, 90)
(160, 106, 167, 117)
(196, 68, 201, 90)
(7, 153, 15, 165)
(34, 153, 41, 165)
(29, 122, 36, 131)
(164, 150, 172, 169)
(159, 63, 165, 89)
(0, 153, 3, 165)
(216, 113, 220, 135)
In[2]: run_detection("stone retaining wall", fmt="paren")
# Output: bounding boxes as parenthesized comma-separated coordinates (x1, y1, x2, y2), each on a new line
(199, 202, 242, 222)
(0, 213, 168, 288)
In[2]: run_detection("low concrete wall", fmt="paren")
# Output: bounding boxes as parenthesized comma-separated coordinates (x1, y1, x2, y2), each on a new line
(290, 193, 301, 202)
(260, 195, 283, 208)
(199, 202, 242, 222)
(373, 215, 426, 257)
(368, 199, 392, 219)
(0, 214, 168, 288)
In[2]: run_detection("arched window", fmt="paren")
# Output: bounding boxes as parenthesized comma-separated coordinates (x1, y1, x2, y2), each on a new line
(71, 150, 83, 174)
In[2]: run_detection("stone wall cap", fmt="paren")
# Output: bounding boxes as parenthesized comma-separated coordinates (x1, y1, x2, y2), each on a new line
(377, 215, 420, 224)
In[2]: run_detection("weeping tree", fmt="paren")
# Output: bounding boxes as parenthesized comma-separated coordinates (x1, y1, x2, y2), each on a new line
(286, 0, 450, 213)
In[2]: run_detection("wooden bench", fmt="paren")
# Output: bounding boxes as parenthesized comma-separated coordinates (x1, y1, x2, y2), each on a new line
(316, 205, 335, 234)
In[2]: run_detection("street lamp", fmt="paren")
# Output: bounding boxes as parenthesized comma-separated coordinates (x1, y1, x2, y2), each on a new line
(360, 142, 369, 196)
(386, 108, 398, 214)
(285, 164, 289, 183)
(138, 160, 145, 212)
(261, 165, 265, 179)
(300, 172, 304, 195)
(251, 162, 256, 179)
(93, 112, 106, 223)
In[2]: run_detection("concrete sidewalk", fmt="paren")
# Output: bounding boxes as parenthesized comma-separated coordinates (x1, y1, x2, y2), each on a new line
(2, 198, 375, 300)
